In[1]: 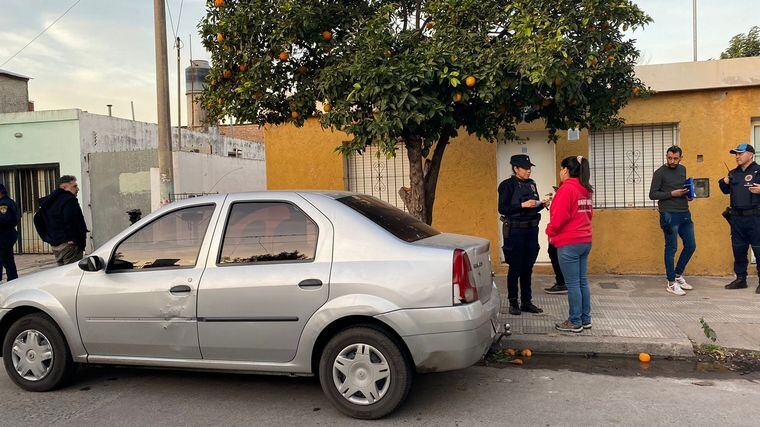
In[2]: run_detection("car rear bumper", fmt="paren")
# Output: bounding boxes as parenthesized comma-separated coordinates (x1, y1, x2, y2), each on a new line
(375, 283, 502, 373)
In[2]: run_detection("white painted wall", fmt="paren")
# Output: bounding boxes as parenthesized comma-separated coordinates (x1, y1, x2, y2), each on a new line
(172, 151, 266, 196)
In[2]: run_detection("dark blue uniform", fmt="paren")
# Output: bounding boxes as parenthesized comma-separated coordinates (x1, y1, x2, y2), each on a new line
(719, 161, 760, 281)
(498, 175, 545, 307)
(0, 185, 19, 282)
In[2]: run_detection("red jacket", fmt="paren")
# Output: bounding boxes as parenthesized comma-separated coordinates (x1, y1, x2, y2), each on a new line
(546, 177, 593, 248)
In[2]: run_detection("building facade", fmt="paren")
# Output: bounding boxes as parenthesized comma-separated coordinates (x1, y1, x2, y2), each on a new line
(0, 109, 266, 252)
(261, 57, 760, 276)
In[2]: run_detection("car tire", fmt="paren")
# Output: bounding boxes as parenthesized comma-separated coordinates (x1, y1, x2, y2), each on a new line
(2, 313, 77, 392)
(318, 325, 412, 419)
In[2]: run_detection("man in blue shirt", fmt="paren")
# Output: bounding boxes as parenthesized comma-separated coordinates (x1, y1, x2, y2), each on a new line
(719, 143, 760, 294)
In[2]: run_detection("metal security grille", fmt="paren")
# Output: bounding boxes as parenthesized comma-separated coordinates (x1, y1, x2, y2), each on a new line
(0, 164, 59, 254)
(345, 144, 411, 211)
(589, 124, 678, 209)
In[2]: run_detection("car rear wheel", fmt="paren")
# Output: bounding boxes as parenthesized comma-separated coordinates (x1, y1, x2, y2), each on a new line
(318, 325, 412, 419)
(2, 313, 76, 392)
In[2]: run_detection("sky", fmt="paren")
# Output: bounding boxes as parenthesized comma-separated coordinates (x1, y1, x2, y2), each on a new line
(1, 0, 759, 125)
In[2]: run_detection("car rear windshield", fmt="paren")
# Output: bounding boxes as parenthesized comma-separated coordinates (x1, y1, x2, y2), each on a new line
(337, 195, 440, 242)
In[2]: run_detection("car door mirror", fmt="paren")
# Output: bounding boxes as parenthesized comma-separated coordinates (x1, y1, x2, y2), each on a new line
(78, 256, 104, 272)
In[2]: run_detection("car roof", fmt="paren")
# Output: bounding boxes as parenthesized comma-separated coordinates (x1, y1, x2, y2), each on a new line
(161, 190, 358, 208)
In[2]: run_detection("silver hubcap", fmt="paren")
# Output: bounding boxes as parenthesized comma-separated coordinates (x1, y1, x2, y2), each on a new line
(11, 329, 54, 382)
(332, 343, 391, 405)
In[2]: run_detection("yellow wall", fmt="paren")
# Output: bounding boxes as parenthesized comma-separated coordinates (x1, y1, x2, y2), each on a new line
(263, 86, 760, 276)
(264, 120, 345, 190)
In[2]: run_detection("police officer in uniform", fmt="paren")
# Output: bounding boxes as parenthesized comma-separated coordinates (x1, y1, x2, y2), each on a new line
(719, 143, 760, 294)
(498, 154, 547, 315)
(0, 183, 19, 282)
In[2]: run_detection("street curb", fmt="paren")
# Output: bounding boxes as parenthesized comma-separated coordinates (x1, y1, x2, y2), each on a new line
(498, 334, 695, 359)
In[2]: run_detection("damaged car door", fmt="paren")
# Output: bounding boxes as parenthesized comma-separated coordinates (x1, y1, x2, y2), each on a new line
(76, 203, 217, 359)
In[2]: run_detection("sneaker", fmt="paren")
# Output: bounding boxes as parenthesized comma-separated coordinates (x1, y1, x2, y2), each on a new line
(521, 302, 544, 313)
(555, 320, 583, 333)
(667, 282, 686, 296)
(544, 283, 568, 294)
(675, 276, 693, 290)
(508, 304, 521, 316)
(582, 322, 592, 329)
(725, 277, 748, 289)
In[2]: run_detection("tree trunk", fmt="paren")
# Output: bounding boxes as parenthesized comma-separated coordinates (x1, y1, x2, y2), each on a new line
(398, 133, 450, 225)
(399, 138, 427, 222)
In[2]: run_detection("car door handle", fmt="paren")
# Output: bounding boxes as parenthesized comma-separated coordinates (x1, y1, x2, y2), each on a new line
(298, 279, 323, 289)
(169, 285, 192, 294)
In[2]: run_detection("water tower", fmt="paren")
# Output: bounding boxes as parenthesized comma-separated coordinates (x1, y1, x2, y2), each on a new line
(185, 60, 211, 130)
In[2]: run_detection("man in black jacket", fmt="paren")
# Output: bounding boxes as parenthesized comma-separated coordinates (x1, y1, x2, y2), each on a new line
(0, 183, 19, 282)
(35, 175, 88, 265)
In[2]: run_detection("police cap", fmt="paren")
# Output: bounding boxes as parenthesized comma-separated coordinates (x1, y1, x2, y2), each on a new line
(510, 154, 535, 169)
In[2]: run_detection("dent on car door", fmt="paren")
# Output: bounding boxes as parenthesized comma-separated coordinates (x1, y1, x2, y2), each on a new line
(77, 203, 217, 359)
(197, 198, 333, 363)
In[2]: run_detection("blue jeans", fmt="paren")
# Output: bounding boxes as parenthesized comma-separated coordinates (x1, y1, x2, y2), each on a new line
(558, 243, 592, 326)
(659, 211, 696, 282)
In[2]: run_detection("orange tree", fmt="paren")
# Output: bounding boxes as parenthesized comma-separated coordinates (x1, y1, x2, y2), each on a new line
(200, 0, 650, 224)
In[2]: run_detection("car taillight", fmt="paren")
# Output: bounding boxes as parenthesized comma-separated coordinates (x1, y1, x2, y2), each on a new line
(453, 249, 479, 305)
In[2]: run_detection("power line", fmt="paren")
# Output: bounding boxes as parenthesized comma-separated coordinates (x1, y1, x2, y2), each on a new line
(0, 0, 83, 68)
(165, 0, 184, 40)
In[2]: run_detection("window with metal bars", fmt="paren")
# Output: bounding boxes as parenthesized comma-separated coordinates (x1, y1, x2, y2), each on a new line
(344, 144, 411, 211)
(589, 123, 679, 209)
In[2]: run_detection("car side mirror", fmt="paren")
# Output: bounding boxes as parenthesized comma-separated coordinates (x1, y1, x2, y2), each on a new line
(78, 256, 104, 272)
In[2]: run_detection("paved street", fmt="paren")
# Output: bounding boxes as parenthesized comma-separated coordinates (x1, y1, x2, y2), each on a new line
(0, 357, 758, 426)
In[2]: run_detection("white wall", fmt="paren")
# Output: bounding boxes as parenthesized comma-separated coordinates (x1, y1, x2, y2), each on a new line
(172, 151, 266, 195)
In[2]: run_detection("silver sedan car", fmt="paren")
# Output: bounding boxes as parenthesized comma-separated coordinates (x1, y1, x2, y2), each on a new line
(1, 192, 504, 419)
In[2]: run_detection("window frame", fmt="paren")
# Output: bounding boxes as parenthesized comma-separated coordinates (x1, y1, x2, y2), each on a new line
(105, 203, 217, 274)
(589, 123, 680, 210)
(215, 200, 320, 267)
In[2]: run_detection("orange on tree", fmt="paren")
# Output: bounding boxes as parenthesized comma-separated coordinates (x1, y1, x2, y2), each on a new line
(214, 0, 224, 7)
(323, 103, 332, 112)
(290, 111, 300, 119)
(279, 51, 289, 61)
(216, 33, 224, 42)
(297, 65, 308, 74)
(222, 69, 232, 79)
(465, 75, 476, 87)
(453, 92, 463, 103)
(239, 64, 248, 72)
(322, 31, 332, 41)
(383, 49, 392, 58)
(425, 22, 435, 30)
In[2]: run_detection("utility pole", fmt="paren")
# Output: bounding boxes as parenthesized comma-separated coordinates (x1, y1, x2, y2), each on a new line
(692, 0, 698, 61)
(175, 36, 182, 150)
(153, 0, 174, 205)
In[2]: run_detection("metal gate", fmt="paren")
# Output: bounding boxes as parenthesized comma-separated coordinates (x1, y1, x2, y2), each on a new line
(0, 164, 59, 254)
(344, 144, 411, 211)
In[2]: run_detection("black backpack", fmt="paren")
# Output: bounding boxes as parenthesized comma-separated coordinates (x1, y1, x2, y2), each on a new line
(34, 205, 53, 244)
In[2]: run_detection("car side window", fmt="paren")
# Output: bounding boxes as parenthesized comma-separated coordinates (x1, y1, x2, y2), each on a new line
(109, 204, 215, 272)
(219, 202, 318, 265)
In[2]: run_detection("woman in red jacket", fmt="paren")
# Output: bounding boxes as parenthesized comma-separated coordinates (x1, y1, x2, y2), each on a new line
(546, 156, 594, 333)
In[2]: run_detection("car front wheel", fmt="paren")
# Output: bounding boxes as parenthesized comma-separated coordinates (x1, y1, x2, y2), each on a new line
(318, 325, 412, 419)
(2, 313, 76, 392)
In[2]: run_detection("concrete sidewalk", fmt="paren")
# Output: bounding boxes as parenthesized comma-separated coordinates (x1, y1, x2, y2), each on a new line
(496, 274, 760, 358)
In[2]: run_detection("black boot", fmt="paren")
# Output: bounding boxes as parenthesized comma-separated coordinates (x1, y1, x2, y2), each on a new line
(725, 277, 748, 289)
(508, 300, 521, 315)
(755, 282, 760, 294)
(521, 302, 544, 313)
